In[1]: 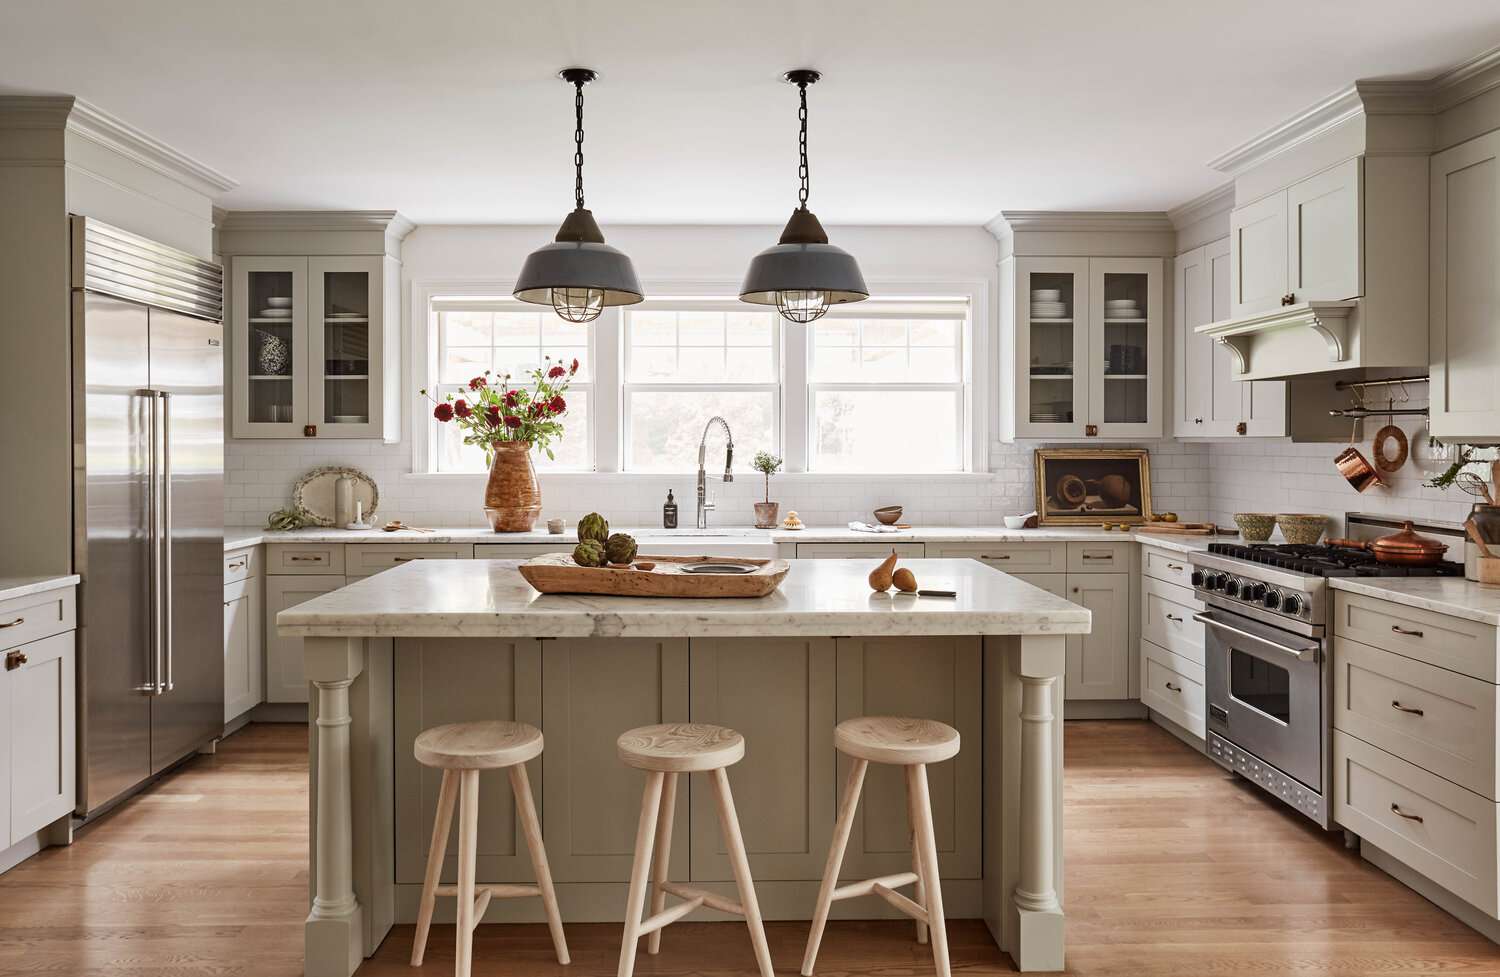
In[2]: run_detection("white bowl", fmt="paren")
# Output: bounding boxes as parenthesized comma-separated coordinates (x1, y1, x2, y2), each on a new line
(1030, 289, 1061, 301)
(266, 296, 292, 308)
(1003, 515, 1028, 529)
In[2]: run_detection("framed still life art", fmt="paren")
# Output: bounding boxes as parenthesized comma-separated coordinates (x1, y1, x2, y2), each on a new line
(1034, 448, 1152, 525)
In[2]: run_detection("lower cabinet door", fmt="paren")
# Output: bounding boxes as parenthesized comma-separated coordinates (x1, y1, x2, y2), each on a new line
(1064, 572, 1130, 699)
(834, 636, 982, 880)
(393, 638, 543, 885)
(9, 631, 75, 843)
(263, 574, 346, 703)
(223, 581, 262, 722)
(1140, 641, 1206, 740)
(688, 637, 836, 881)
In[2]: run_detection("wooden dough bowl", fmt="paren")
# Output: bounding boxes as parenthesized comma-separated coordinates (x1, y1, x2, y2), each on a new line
(518, 553, 790, 598)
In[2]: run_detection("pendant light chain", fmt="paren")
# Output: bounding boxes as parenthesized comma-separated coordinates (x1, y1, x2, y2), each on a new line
(573, 79, 586, 210)
(797, 79, 810, 210)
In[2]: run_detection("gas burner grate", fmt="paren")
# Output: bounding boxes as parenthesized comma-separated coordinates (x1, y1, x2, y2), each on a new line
(1207, 542, 1463, 578)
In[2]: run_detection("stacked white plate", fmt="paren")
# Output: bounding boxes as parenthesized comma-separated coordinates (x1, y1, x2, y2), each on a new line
(1031, 288, 1067, 318)
(1105, 298, 1140, 320)
(259, 296, 292, 319)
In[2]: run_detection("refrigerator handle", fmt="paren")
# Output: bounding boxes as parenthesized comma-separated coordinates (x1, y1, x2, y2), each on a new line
(138, 389, 161, 695)
(160, 391, 173, 694)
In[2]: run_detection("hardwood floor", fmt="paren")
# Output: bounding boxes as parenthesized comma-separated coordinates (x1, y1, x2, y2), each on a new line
(0, 720, 1496, 975)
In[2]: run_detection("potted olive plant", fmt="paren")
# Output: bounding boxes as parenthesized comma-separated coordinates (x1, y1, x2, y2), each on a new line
(752, 451, 784, 529)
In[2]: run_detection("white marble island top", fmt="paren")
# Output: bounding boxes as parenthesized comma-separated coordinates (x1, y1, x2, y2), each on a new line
(277, 557, 1092, 640)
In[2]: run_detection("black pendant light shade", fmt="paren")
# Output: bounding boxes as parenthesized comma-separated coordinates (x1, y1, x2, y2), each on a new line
(514, 68, 643, 323)
(740, 69, 867, 323)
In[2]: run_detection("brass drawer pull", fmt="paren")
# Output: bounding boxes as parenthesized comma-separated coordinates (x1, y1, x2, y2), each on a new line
(980, 554, 1010, 560)
(1166, 563, 1185, 572)
(1164, 682, 1182, 693)
(1389, 803, 1423, 823)
(288, 555, 324, 563)
(1390, 700, 1424, 716)
(393, 557, 415, 563)
(4, 650, 27, 671)
(1165, 613, 1184, 623)
(0, 617, 23, 629)
(227, 560, 246, 572)
(1081, 554, 1112, 561)
(1390, 625, 1424, 638)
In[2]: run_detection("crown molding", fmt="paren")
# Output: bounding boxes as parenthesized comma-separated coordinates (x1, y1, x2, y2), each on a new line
(66, 98, 236, 195)
(218, 210, 414, 239)
(0, 95, 77, 129)
(993, 210, 1175, 234)
(1429, 42, 1500, 112)
(1166, 183, 1234, 229)
(1207, 85, 1364, 177)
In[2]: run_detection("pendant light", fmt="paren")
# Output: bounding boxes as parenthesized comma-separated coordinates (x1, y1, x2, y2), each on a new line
(740, 69, 868, 323)
(514, 68, 644, 323)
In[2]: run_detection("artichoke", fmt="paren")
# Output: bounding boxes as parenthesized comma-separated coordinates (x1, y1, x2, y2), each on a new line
(577, 512, 609, 543)
(572, 539, 606, 568)
(604, 532, 638, 565)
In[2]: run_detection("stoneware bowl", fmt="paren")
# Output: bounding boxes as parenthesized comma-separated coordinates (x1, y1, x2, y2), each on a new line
(1004, 515, 1028, 529)
(1233, 513, 1277, 542)
(1276, 513, 1328, 545)
(873, 505, 903, 525)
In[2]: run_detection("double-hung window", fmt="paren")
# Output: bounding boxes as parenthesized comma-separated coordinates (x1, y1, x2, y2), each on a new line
(622, 301, 779, 471)
(429, 297, 594, 472)
(806, 301, 969, 472)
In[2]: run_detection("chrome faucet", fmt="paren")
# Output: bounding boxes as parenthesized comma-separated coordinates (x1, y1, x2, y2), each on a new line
(696, 416, 734, 529)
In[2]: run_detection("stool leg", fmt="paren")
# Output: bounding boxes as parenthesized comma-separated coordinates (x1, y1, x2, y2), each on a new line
(907, 763, 950, 977)
(617, 770, 664, 977)
(646, 771, 679, 955)
(710, 767, 774, 977)
(907, 773, 929, 946)
(411, 768, 459, 966)
(455, 769, 481, 977)
(801, 757, 867, 977)
(509, 763, 570, 966)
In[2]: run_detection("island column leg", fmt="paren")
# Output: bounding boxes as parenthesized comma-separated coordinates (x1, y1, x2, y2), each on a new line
(1013, 635, 1065, 972)
(304, 637, 366, 977)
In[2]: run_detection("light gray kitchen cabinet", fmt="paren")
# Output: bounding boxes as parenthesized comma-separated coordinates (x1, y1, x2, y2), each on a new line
(473, 543, 576, 559)
(926, 542, 1066, 572)
(223, 575, 262, 722)
(7, 630, 75, 843)
(1064, 572, 1131, 699)
(688, 637, 835, 882)
(795, 542, 927, 559)
(540, 637, 689, 883)
(264, 573, 346, 704)
(1430, 128, 1500, 442)
(393, 637, 542, 885)
(834, 636, 982, 880)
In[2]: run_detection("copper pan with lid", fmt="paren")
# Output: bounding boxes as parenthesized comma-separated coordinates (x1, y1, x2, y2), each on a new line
(1327, 520, 1450, 567)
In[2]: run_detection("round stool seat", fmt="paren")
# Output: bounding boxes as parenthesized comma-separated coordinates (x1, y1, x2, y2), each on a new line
(413, 720, 543, 770)
(834, 716, 960, 765)
(617, 722, 745, 772)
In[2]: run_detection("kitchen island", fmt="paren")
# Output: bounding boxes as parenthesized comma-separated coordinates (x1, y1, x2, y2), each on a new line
(277, 557, 1090, 976)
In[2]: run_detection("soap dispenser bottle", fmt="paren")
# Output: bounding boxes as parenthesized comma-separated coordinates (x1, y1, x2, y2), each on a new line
(663, 490, 678, 529)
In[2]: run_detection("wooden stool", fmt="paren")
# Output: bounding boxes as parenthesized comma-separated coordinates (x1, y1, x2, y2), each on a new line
(410, 720, 569, 977)
(615, 722, 774, 977)
(802, 716, 961, 977)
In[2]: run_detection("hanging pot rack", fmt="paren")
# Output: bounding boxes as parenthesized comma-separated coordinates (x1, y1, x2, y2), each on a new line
(1332, 374, 1429, 392)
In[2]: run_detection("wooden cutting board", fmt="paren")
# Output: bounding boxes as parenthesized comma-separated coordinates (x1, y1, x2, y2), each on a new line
(1135, 522, 1221, 536)
(518, 553, 790, 598)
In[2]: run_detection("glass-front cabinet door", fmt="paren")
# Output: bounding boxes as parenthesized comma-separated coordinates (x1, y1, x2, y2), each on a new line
(308, 256, 384, 438)
(1014, 257, 1090, 438)
(232, 257, 308, 437)
(1088, 257, 1162, 439)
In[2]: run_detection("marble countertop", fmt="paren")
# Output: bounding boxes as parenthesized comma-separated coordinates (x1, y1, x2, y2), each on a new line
(0, 574, 80, 603)
(1329, 576, 1500, 626)
(276, 558, 1093, 640)
(227, 525, 1216, 555)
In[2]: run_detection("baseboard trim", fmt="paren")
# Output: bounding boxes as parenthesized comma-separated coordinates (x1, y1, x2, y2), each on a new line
(1064, 699, 1147, 720)
(1146, 708, 1207, 753)
(249, 701, 311, 723)
(1361, 841, 1500, 943)
(0, 814, 72, 876)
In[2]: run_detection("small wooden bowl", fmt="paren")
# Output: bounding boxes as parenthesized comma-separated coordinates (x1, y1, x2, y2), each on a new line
(873, 506, 903, 525)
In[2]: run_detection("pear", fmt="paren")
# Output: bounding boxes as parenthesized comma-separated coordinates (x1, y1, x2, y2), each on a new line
(893, 567, 918, 593)
(868, 550, 899, 592)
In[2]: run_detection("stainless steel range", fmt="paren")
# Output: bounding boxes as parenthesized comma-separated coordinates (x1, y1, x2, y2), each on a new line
(1189, 513, 1464, 829)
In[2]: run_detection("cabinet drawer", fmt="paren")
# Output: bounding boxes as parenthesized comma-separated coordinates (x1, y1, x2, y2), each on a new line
(928, 542, 1065, 572)
(1333, 731, 1498, 916)
(474, 543, 576, 559)
(1141, 576, 1205, 666)
(1140, 545, 1195, 588)
(223, 546, 257, 584)
(795, 542, 926, 559)
(0, 586, 76, 651)
(1333, 591, 1497, 681)
(1333, 638, 1497, 799)
(345, 543, 474, 578)
(266, 543, 345, 575)
(1140, 641, 1205, 740)
(1067, 540, 1131, 573)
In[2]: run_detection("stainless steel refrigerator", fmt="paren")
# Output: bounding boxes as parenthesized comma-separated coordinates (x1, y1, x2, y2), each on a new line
(70, 216, 225, 817)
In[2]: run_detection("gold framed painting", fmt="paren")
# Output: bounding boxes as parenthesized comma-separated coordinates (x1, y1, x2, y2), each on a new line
(1034, 448, 1152, 526)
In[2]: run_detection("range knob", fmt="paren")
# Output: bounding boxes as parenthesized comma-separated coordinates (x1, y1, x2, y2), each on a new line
(1204, 572, 1223, 591)
(1244, 582, 1266, 602)
(1223, 578, 1240, 598)
(1281, 593, 1304, 616)
(1263, 587, 1281, 609)
(1190, 569, 1205, 587)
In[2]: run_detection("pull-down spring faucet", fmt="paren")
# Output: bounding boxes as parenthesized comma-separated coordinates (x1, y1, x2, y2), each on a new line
(696, 416, 734, 529)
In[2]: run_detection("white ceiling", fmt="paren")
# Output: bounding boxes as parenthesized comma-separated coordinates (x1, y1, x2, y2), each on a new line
(3, 0, 1499, 225)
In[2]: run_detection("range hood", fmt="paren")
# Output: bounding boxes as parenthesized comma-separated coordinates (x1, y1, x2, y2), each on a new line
(1196, 300, 1360, 382)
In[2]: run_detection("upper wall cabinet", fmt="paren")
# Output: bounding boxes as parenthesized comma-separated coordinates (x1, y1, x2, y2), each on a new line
(1173, 237, 1286, 438)
(219, 211, 411, 442)
(1010, 256, 1163, 440)
(1430, 130, 1500, 442)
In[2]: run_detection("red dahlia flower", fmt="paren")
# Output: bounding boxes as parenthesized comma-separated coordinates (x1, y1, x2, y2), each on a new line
(468, 376, 487, 391)
(485, 405, 501, 426)
(503, 415, 522, 429)
(504, 390, 520, 407)
(453, 399, 471, 418)
(433, 402, 454, 422)
(549, 395, 566, 412)
(548, 365, 566, 379)
(569, 358, 579, 374)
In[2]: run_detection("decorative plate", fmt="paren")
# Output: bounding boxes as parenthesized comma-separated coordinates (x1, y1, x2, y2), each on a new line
(291, 465, 379, 527)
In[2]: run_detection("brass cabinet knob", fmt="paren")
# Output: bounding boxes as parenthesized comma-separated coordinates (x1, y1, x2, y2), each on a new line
(4, 650, 28, 671)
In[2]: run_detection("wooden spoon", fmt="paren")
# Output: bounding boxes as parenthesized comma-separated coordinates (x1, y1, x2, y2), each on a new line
(1467, 518, 1494, 559)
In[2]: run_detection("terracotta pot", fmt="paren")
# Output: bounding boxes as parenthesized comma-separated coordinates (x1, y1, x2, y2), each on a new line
(483, 442, 542, 532)
(753, 501, 780, 529)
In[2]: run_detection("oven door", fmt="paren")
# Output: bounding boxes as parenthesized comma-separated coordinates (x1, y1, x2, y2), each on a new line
(1198, 608, 1324, 792)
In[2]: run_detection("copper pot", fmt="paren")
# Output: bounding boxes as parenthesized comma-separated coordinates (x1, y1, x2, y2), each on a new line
(1334, 446, 1385, 493)
(1329, 520, 1449, 566)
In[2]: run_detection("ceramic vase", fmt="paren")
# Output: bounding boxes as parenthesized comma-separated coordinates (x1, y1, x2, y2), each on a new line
(256, 330, 290, 375)
(753, 502, 780, 529)
(484, 441, 542, 532)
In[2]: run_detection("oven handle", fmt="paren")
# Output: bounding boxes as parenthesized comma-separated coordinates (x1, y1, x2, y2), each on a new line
(1192, 612, 1319, 663)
